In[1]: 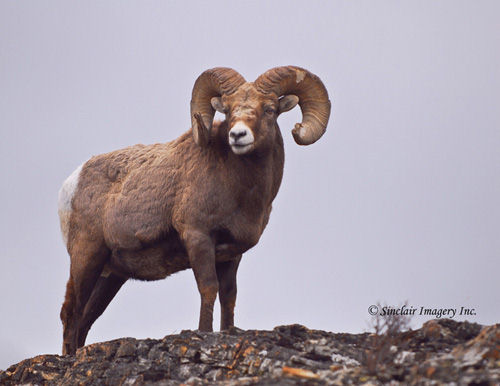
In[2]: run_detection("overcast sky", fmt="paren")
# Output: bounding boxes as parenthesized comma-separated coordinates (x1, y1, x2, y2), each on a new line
(1, 1, 499, 370)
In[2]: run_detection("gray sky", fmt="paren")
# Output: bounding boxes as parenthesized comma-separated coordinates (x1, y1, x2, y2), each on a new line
(1, 1, 499, 370)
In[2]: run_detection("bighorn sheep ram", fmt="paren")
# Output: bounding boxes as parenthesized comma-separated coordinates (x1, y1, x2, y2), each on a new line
(58, 66, 331, 355)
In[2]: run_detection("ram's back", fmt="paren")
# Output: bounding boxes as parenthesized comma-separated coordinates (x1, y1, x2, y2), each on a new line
(57, 135, 189, 250)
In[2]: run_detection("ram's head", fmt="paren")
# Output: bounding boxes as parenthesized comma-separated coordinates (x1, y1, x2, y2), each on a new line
(190, 66, 331, 154)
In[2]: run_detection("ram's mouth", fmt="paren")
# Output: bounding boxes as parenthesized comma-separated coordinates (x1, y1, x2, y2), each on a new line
(230, 143, 254, 155)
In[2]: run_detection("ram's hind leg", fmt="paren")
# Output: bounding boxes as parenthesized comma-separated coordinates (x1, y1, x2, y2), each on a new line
(62, 238, 109, 355)
(216, 255, 242, 330)
(61, 275, 76, 355)
(77, 272, 127, 347)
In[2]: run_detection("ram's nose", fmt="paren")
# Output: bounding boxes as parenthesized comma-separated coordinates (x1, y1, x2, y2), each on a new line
(228, 122, 254, 146)
(229, 129, 247, 141)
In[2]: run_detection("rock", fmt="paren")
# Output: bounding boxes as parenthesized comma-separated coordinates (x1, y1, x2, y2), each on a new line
(0, 320, 498, 385)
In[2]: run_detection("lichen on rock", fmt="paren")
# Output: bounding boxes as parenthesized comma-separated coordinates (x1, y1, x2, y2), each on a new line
(0, 320, 498, 385)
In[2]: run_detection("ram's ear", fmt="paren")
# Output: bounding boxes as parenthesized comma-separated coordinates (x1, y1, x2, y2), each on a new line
(278, 95, 299, 114)
(211, 97, 225, 113)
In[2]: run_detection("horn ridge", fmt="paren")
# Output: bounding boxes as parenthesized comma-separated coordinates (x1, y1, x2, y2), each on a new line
(190, 68, 246, 146)
(255, 66, 331, 145)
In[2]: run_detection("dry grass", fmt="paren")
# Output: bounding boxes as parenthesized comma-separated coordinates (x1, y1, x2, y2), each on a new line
(364, 302, 412, 375)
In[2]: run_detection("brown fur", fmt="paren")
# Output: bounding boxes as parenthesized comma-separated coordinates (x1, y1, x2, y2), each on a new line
(60, 70, 329, 355)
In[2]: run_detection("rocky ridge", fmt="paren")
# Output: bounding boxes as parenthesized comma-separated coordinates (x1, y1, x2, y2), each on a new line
(1, 319, 498, 385)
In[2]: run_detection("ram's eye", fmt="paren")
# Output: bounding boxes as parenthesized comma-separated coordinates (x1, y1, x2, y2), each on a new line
(264, 107, 275, 115)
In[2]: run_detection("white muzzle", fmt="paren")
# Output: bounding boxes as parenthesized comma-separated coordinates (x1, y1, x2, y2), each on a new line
(229, 122, 254, 154)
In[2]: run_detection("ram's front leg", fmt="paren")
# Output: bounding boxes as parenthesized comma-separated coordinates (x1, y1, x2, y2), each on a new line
(216, 255, 241, 330)
(184, 230, 218, 332)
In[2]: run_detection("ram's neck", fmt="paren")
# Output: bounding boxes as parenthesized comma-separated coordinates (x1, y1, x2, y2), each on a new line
(269, 125, 285, 201)
(178, 121, 285, 207)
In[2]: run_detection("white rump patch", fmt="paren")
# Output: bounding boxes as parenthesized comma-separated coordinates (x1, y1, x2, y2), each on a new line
(58, 163, 83, 247)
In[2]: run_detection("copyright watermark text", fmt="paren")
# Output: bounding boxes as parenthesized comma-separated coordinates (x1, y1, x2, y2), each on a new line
(368, 304, 476, 319)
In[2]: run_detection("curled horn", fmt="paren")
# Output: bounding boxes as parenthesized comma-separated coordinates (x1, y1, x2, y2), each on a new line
(255, 66, 331, 145)
(190, 68, 246, 146)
